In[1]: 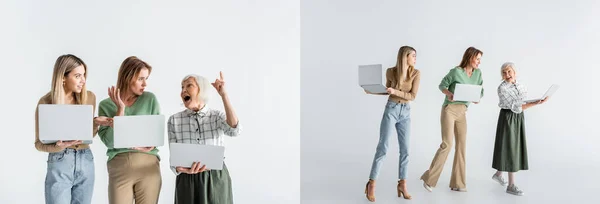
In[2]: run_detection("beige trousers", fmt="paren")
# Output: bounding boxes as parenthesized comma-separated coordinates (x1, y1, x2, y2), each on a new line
(107, 152, 162, 204)
(421, 104, 468, 189)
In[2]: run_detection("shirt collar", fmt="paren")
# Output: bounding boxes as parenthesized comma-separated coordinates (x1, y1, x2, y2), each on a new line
(184, 105, 209, 117)
(502, 80, 519, 85)
(501, 81, 523, 91)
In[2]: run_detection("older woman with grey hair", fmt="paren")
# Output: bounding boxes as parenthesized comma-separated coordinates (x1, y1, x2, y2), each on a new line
(167, 72, 241, 204)
(490, 62, 548, 196)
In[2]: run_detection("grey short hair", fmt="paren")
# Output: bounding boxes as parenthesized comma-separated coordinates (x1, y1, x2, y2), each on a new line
(182, 74, 212, 104)
(500, 62, 516, 79)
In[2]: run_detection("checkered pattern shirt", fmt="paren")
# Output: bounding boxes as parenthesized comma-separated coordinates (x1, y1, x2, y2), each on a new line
(168, 107, 241, 175)
(497, 80, 528, 113)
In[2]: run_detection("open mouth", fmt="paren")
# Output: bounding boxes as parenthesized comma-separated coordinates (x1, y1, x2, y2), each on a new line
(183, 96, 191, 102)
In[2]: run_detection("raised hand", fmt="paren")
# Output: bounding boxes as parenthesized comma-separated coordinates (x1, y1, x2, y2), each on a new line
(108, 86, 125, 109)
(211, 71, 227, 96)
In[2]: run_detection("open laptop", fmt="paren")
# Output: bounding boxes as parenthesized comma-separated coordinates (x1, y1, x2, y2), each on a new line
(38, 104, 94, 144)
(453, 84, 483, 102)
(169, 143, 225, 170)
(524, 84, 559, 103)
(359, 64, 388, 94)
(113, 115, 165, 148)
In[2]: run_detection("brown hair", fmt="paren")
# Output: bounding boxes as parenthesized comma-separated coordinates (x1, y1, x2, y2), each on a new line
(395, 46, 416, 82)
(458, 47, 483, 69)
(50, 54, 88, 104)
(116, 56, 152, 92)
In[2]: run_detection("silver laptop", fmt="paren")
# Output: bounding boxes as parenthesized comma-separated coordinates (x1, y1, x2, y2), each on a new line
(359, 64, 388, 94)
(38, 104, 94, 144)
(169, 143, 225, 170)
(113, 115, 165, 148)
(453, 84, 483, 102)
(524, 84, 559, 103)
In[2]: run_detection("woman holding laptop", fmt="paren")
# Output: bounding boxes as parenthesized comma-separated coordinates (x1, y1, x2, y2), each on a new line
(420, 47, 484, 192)
(34, 54, 111, 204)
(98, 56, 162, 204)
(364, 46, 421, 201)
(167, 72, 241, 204)
(490, 62, 547, 196)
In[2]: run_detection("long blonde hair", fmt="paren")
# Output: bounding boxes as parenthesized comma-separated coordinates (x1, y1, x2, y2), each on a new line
(50, 54, 88, 104)
(395, 46, 416, 83)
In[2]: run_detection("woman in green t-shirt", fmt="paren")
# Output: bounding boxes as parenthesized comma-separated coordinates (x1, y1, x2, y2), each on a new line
(420, 47, 484, 192)
(98, 56, 162, 204)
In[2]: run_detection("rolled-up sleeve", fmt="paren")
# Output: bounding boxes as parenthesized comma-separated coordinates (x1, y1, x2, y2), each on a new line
(167, 116, 181, 175)
(218, 111, 241, 136)
(498, 85, 524, 113)
(439, 69, 455, 91)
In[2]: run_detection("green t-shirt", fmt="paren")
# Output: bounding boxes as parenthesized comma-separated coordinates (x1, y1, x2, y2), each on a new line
(438, 66, 484, 107)
(98, 91, 161, 161)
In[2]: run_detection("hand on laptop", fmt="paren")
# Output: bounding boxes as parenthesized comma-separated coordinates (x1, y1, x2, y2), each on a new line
(176, 162, 209, 174)
(442, 89, 454, 102)
(56, 140, 83, 148)
(131, 146, 155, 152)
(386, 88, 397, 95)
(447, 94, 454, 102)
(527, 97, 548, 105)
(94, 116, 113, 127)
(533, 97, 547, 105)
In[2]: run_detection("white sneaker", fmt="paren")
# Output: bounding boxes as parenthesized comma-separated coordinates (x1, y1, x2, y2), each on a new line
(422, 181, 433, 192)
(492, 174, 508, 186)
(506, 184, 524, 196)
(450, 187, 467, 192)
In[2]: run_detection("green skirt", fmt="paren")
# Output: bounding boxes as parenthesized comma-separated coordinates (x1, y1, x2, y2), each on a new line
(175, 163, 233, 204)
(492, 109, 528, 172)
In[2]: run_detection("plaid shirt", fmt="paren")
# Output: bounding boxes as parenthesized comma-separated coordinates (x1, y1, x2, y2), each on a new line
(168, 107, 241, 175)
(497, 80, 527, 113)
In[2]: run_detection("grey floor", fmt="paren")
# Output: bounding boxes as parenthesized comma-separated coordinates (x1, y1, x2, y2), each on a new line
(301, 154, 599, 204)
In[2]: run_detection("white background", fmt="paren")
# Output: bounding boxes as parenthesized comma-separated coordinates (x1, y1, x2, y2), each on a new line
(0, 0, 299, 203)
(301, 0, 599, 203)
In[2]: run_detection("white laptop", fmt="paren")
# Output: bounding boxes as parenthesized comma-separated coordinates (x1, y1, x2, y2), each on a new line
(524, 84, 559, 103)
(38, 104, 94, 144)
(113, 115, 165, 148)
(453, 84, 483, 102)
(359, 64, 388, 94)
(169, 143, 225, 170)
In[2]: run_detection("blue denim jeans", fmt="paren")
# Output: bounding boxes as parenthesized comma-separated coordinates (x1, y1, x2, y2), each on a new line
(369, 101, 411, 180)
(45, 148, 95, 204)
